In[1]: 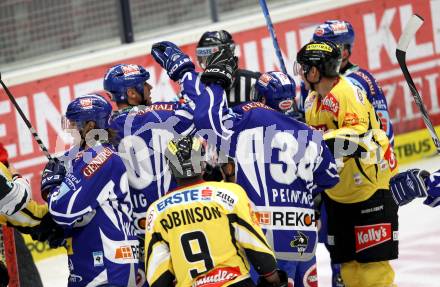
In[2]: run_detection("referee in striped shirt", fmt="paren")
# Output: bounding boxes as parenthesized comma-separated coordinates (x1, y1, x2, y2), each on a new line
(196, 30, 261, 106)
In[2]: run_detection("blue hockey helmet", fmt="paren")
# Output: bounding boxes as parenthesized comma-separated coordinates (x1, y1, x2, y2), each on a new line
(63, 93, 112, 129)
(312, 20, 355, 50)
(251, 71, 296, 113)
(103, 64, 150, 103)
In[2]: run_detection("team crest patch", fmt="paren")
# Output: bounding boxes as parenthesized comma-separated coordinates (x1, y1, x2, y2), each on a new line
(290, 231, 309, 256)
(93, 251, 104, 267)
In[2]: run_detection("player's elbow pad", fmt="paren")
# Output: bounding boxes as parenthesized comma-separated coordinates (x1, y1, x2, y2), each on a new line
(245, 249, 278, 276)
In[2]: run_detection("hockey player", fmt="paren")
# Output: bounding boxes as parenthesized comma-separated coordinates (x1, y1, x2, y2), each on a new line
(186, 47, 340, 286)
(104, 64, 152, 141)
(0, 161, 32, 286)
(310, 20, 397, 286)
(245, 71, 321, 286)
(390, 168, 440, 207)
(145, 135, 287, 287)
(312, 20, 394, 146)
(296, 40, 398, 287)
(196, 30, 261, 105)
(41, 94, 138, 287)
(104, 62, 195, 286)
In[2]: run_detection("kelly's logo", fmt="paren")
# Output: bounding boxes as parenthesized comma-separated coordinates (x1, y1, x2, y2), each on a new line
(355, 223, 392, 252)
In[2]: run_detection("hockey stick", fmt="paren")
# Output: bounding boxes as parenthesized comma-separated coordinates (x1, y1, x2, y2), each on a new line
(0, 73, 54, 161)
(396, 14, 440, 154)
(258, 0, 299, 112)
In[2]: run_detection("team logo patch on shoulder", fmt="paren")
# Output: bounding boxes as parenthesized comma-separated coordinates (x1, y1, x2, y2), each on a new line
(193, 266, 241, 287)
(82, 147, 114, 178)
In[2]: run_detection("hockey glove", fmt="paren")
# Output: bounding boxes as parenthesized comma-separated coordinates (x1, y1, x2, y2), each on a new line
(0, 261, 8, 287)
(201, 48, 238, 90)
(41, 159, 66, 202)
(31, 213, 66, 248)
(257, 269, 288, 287)
(423, 170, 440, 207)
(151, 41, 195, 81)
(390, 168, 429, 206)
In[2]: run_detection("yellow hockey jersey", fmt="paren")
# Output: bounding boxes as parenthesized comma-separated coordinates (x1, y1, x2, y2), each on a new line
(304, 76, 397, 203)
(145, 180, 277, 287)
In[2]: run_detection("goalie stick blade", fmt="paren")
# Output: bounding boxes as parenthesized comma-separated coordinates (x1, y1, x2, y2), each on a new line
(397, 14, 424, 52)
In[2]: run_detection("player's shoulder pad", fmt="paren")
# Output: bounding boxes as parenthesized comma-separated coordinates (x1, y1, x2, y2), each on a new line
(346, 67, 381, 97)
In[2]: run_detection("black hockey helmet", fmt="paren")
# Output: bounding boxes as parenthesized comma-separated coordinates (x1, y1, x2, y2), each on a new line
(295, 41, 342, 78)
(196, 30, 236, 69)
(165, 136, 206, 179)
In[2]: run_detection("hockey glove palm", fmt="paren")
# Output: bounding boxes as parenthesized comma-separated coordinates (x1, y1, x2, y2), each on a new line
(201, 48, 238, 90)
(151, 41, 195, 81)
(390, 168, 429, 206)
(41, 159, 66, 201)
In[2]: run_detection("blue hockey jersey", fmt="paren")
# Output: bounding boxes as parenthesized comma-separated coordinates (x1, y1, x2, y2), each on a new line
(49, 143, 138, 287)
(193, 84, 340, 261)
(110, 102, 195, 235)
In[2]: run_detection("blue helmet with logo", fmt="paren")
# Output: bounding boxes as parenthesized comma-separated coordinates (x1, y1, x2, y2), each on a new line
(312, 20, 355, 50)
(64, 93, 112, 129)
(103, 64, 150, 103)
(251, 71, 296, 113)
